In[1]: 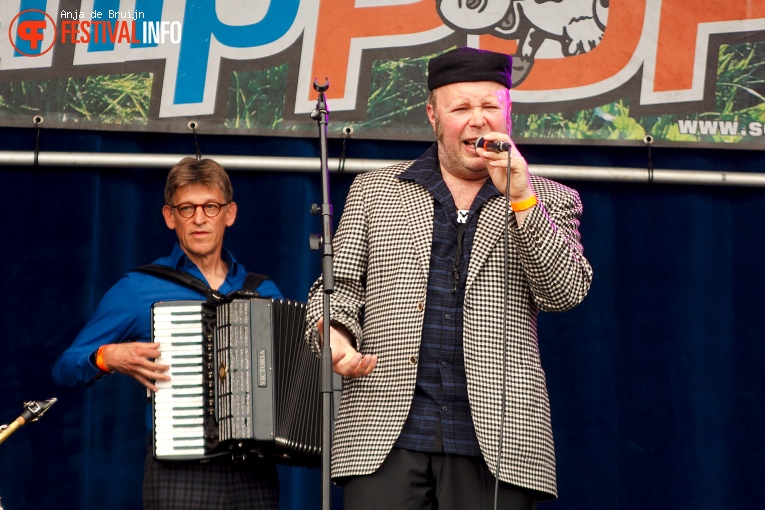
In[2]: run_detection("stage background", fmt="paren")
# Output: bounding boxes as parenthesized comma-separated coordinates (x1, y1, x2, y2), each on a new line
(0, 125, 762, 509)
(2, 0, 765, 149)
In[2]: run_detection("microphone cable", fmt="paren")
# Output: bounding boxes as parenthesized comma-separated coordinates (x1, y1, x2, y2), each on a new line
(494, 150, 512, 510)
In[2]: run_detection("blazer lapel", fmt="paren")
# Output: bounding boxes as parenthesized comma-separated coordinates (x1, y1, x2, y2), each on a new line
(465, 196, 508, 292)
(398, 178, 434, 279)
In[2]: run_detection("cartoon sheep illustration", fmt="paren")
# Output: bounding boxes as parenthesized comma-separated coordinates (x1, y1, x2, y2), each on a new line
(437, 0, 610, 86)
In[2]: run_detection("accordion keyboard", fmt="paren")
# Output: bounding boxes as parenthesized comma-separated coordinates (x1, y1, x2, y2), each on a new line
(152, 302, 207, 459)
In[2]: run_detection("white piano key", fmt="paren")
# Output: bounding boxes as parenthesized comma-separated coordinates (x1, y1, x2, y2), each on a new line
(154, 415, 204, 427)
(155, 448, 206, 458)
(153, 395, 204, 407)
(155, 349, 203, 358)
(160, 357, 204, 365)
(154, 326, 202, 336)
(154, 326, 204, 336)
(155, 440, 206, 451)
(155, 443, 205, 454)
(154, 389, 204, 402)
(160, 370, 204, 380)
(154, 408, 203, 419)
(153, 304, 203, 315)
(156, 349, 203, 359)
(154, 317, 203, 324)
(155, 374, 204, 385)
(154, 426, 205, 440)
(156, 356, 203, 367)
(155, 361, 204, 372)
(154, 310, 202, 317)
(155, 337, 205, 348)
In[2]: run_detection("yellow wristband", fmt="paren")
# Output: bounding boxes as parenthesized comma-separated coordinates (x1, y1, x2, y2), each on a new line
(96, 344, 111, 373)
(510, 195, 538, 212)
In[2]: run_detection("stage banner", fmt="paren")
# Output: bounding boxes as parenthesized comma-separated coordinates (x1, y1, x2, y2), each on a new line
(1, 0, 764, 148)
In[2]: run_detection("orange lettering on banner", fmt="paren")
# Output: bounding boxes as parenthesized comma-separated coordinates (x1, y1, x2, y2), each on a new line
(512, 0, 645, 90)
(477, 36, 518, 56)
(312, 0, 444, 100)
(655, 0, 765, 91)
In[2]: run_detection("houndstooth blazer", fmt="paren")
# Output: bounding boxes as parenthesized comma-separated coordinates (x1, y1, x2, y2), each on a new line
(305, 155, 593, 500)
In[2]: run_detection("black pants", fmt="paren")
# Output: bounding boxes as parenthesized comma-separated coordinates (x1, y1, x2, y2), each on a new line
(143, 449, 279, 510)
(343, 448, 539, 510)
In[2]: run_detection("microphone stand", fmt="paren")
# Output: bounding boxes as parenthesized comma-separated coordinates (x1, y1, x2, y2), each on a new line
(0, 398, 57, 446)
(309, 78, 334, 510)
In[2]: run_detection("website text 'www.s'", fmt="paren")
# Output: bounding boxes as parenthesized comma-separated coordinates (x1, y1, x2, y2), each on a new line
(677, 120, 765, 137)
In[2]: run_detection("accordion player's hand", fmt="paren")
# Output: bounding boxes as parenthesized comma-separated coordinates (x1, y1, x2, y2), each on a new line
(316, 317, 377, 378)
(100, 341, 171, 392)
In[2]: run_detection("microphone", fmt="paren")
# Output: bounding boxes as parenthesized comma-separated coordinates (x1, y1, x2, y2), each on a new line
(475, 137, 511, 152)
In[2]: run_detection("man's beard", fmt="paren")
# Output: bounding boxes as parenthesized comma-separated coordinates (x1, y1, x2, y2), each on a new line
(434, 115, 483, 175)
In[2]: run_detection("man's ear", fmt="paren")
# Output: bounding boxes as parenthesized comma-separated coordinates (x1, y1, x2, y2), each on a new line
(162, 205, 176, 230)
(426, 102, 437, 132)
(225, 202, 238, 227)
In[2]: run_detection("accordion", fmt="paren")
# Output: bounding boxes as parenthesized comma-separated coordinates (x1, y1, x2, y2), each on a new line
(151, 297, 321, 465)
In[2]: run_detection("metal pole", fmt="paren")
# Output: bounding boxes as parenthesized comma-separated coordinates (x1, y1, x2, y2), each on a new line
(308, 78, 335, 510)
(2, 150, 765, 187)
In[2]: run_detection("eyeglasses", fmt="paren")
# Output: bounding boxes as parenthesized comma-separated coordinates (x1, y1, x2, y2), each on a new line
(171, 202, 229, 218)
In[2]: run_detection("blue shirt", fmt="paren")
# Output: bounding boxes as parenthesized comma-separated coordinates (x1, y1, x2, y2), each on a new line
(51, 243, 283, 428)
(394, 145, 500, 456)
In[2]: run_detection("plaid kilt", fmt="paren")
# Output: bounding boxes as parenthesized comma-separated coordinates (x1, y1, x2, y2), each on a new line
(142, 449, 279, 510)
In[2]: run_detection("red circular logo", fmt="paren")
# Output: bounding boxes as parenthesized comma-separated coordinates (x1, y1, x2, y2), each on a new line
(8, 9, 57, 57)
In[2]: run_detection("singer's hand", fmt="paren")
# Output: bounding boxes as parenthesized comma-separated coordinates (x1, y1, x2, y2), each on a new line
(476, 132, 536, 222)
(316, 317, 377, 378)
(477, 133, 531, 197)
(98, 342, 170, 392)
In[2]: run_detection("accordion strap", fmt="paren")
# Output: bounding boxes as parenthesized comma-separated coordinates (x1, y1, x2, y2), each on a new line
(135, 264, 269, 303)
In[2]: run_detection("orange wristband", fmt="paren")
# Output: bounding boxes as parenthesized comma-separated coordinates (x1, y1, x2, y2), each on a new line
(510, 195, 538, 212)
(95, 344, 111, 373)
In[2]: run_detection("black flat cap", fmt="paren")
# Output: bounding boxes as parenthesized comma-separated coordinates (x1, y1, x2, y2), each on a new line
(427, 47, 513, 91)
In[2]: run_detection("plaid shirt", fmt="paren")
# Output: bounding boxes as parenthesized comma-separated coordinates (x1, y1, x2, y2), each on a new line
(394, 146, 500, 456)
